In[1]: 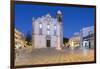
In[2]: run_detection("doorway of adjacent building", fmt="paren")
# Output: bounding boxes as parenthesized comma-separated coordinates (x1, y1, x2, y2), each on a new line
(47, 40, 50, 47)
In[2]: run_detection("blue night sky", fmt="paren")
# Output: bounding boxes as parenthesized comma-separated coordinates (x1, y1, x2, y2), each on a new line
(15, 3, 95, 38)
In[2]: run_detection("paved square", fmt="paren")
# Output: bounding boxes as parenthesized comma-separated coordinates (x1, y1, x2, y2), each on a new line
(15, 47, 94, 66)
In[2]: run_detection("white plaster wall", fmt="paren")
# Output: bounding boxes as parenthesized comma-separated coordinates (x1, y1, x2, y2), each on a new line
(51, 36, 57, 48)
(42, 18, 47, 35)
(50, 18, 56, 35)
(33, 35, 46, 48)
(33, 21, 39, 35)
(33, 17, 47, 48)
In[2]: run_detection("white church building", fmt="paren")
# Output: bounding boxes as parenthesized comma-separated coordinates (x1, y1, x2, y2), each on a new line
(32, 10, 63, 50)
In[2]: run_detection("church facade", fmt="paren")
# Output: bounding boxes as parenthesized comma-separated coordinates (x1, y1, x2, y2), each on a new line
(32, 10, 63, 49)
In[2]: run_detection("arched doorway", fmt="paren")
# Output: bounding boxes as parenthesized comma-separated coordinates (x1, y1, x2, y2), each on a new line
(47, 39, 50, 47)
(46, 36, 51, 48)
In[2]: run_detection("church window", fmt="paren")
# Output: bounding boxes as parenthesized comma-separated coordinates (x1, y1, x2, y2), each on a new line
(47, 24, 50, 35)
(39, 23, 42, 35)
(54, 25, 56, 36)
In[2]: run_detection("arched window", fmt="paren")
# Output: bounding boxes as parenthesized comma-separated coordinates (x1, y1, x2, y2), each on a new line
(39, 23, 42, 35)
(39, 23, 42, 28)
(54, 25, 57, 36)
(47, 30, 50, 35)
(47, 24, 50, 35)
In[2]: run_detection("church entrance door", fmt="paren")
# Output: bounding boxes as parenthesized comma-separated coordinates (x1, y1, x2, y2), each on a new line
(47, 40, 50, 47)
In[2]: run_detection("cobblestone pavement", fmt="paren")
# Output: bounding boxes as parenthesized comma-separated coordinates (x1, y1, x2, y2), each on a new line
(15, 47, 94, 66)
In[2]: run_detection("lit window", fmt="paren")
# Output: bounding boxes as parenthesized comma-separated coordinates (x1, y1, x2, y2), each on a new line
(54, 25, 56, 30)
(47, 25, 50, 29)
(47, 24, 50, 35)
(47, 24, 50, 30)
(39, 23, 42, 28)
(47, 30, 50, 35)
(39, 23, 42, 35)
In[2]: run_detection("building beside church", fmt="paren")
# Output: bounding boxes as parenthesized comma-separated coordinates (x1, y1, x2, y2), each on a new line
(69, 26, 94, 49)
(32, 10, 63, 50)
(80, 26, 94, 49)
(15, 29, 26, 49)
(69, 32, 80, 48)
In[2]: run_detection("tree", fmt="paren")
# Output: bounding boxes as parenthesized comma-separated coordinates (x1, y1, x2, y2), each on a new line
(63, 37, 69, 45)
(25, 31, 32, 46)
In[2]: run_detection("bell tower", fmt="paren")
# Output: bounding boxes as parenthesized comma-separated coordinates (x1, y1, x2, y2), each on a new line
(57, 10, 62, 23)
(56, 10, 63, 50)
